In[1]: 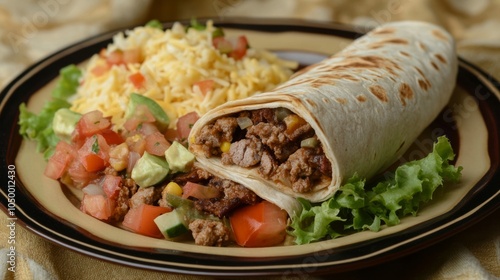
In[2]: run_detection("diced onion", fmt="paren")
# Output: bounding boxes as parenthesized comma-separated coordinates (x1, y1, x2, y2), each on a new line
(82, 184, 105, 196)
(301, 137, 319, 148)
(276, 107, 292, 121)
(236, 117, 253, 129)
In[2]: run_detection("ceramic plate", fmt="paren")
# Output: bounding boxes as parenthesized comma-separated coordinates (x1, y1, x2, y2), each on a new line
(1, 19, 499, 276)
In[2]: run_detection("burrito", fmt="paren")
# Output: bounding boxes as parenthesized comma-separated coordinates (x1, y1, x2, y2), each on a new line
(188, 21, 458, 215)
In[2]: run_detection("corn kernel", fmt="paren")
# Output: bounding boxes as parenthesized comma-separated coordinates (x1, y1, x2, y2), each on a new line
(165, 181, 183, 196)
(220, 141, 231, 153)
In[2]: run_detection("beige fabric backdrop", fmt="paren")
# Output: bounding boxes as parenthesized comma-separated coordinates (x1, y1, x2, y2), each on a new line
(0, 0, 499, 279)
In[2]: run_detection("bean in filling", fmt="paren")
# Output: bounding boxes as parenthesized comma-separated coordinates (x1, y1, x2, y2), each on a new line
(193, 108, 332, 193)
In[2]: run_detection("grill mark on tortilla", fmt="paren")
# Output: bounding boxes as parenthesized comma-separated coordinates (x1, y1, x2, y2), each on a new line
(435, 53, 447, 64)
(399, 51, 411, 57)
(331, 55, 402, 76)
(305, 98, 317, 108)
(369, 38, 409, 49)
(431, 61, 439, 70)
(414, 66, 432, 89)
(356, 94, 367, 102)
(399, 83, 414, 106)
(432, 29, 448, 41)
(418, 42, 427, 52)
(418, 79, 430, 91)
(335, 97, 347, 104)
(369, 85, 388, 102)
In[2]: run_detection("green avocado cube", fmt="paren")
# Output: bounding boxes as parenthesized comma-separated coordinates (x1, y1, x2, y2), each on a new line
(164, 141, 195, 173)
(131, 152, 169, 188)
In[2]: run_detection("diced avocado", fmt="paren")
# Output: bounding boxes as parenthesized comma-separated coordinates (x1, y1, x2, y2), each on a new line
(52, 108, 81, 142)
(125, 93, 170, 132)
(131, 152, 170, 188)
(164, 141, 195, 173)
(154, 209, 189, 239)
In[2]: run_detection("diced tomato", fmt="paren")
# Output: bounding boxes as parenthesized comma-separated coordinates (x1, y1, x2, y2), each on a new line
(80, 153, 105, 172)
(182, 182, 221, 200)
(212, 36, 233, 53)
(74, 110, 111, 140)
(100, 129, 124, 145)
(145, 131, 171, 156)
(44, 141, 76, 180)
(106, 50, 124, 65)
(67, 160, 98, 188)
(176, 111, 200, 140)
(101, 174, 122, 200)
(122, 48, 143, 64)
(103, 47, 143, 66)
(129, 72, 146, 88)
(91, 64, 111, 76)
(123, 104, 156, 132)
(193, 79, 214, 95)
(230, 201, 288, 247)
(80, 194, 115, 221)
(138, 122, 160, 136)
(164, 128, 179, 142)
(122, 204, 172, 238)
(230, 36, 249, 60)
(78, 134, 110, 172)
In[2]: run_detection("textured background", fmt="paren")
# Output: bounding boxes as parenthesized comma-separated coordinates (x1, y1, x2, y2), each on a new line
(0, 1, 499, 279)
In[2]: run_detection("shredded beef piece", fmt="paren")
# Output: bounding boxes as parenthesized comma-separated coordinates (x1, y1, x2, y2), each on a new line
(195, 117, 239, 156)
(172, 167, 213, 185)
(310, 151, 333, 177)
(210, 177, 258, 205)
(249, 108, 277, 124)
(274, 148, 317, 193)
(246, 122, 297, 162)
(222, 138, 262, 167)
(194, 178, 259, 217)
(111, 184, 131, 222)
(285, 122, 314, 141)
(195, 198, 241, 218)
(188, 219, 230, 247)
(129, 186, 162, 209)
(258, 150, 279, 178)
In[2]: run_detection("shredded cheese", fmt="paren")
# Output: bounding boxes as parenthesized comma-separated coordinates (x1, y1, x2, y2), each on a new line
(70, 20, 297, 128)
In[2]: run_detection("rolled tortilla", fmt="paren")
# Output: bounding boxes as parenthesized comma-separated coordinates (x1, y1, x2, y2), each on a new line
(189, 21, 458, 215)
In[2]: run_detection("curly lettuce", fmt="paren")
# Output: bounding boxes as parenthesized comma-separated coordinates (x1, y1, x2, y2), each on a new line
(18, 64, 81, 160)
(289, 136, 462, 245)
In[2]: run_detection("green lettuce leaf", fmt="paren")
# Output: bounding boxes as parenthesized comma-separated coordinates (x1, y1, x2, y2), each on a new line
(289, 136, 462, 245)
(18, 64, 82, 159)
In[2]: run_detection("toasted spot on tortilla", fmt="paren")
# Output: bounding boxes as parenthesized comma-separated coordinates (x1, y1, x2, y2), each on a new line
(435, 53, 447, 64)
(418, 79, 430, 91)
(431, 61, 439, 70)
(322, 97, 330, 103)
(399, 83, 414, 106)
(335, 97, 347, 104)
(432, 29, 448, 41)
(356, 94, 367, 102)
(369, 85, 388, 102)
(305, 98, 318, 108)
(418, 42, 427, 51)
(399, 51, 411, 57)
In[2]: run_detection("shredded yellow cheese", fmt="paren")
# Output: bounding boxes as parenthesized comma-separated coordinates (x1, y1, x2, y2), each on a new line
(70, 21, 297, 128)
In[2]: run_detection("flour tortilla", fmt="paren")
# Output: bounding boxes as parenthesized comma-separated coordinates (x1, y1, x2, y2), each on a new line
(189, 21, 458, 215)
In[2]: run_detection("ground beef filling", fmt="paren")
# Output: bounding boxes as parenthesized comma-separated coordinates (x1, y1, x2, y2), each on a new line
(193, 108, 332, 193)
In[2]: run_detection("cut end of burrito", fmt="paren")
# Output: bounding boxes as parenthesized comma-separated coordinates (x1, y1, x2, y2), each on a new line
(189, 20, 458, 215)
(190, 107, 333, 195)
